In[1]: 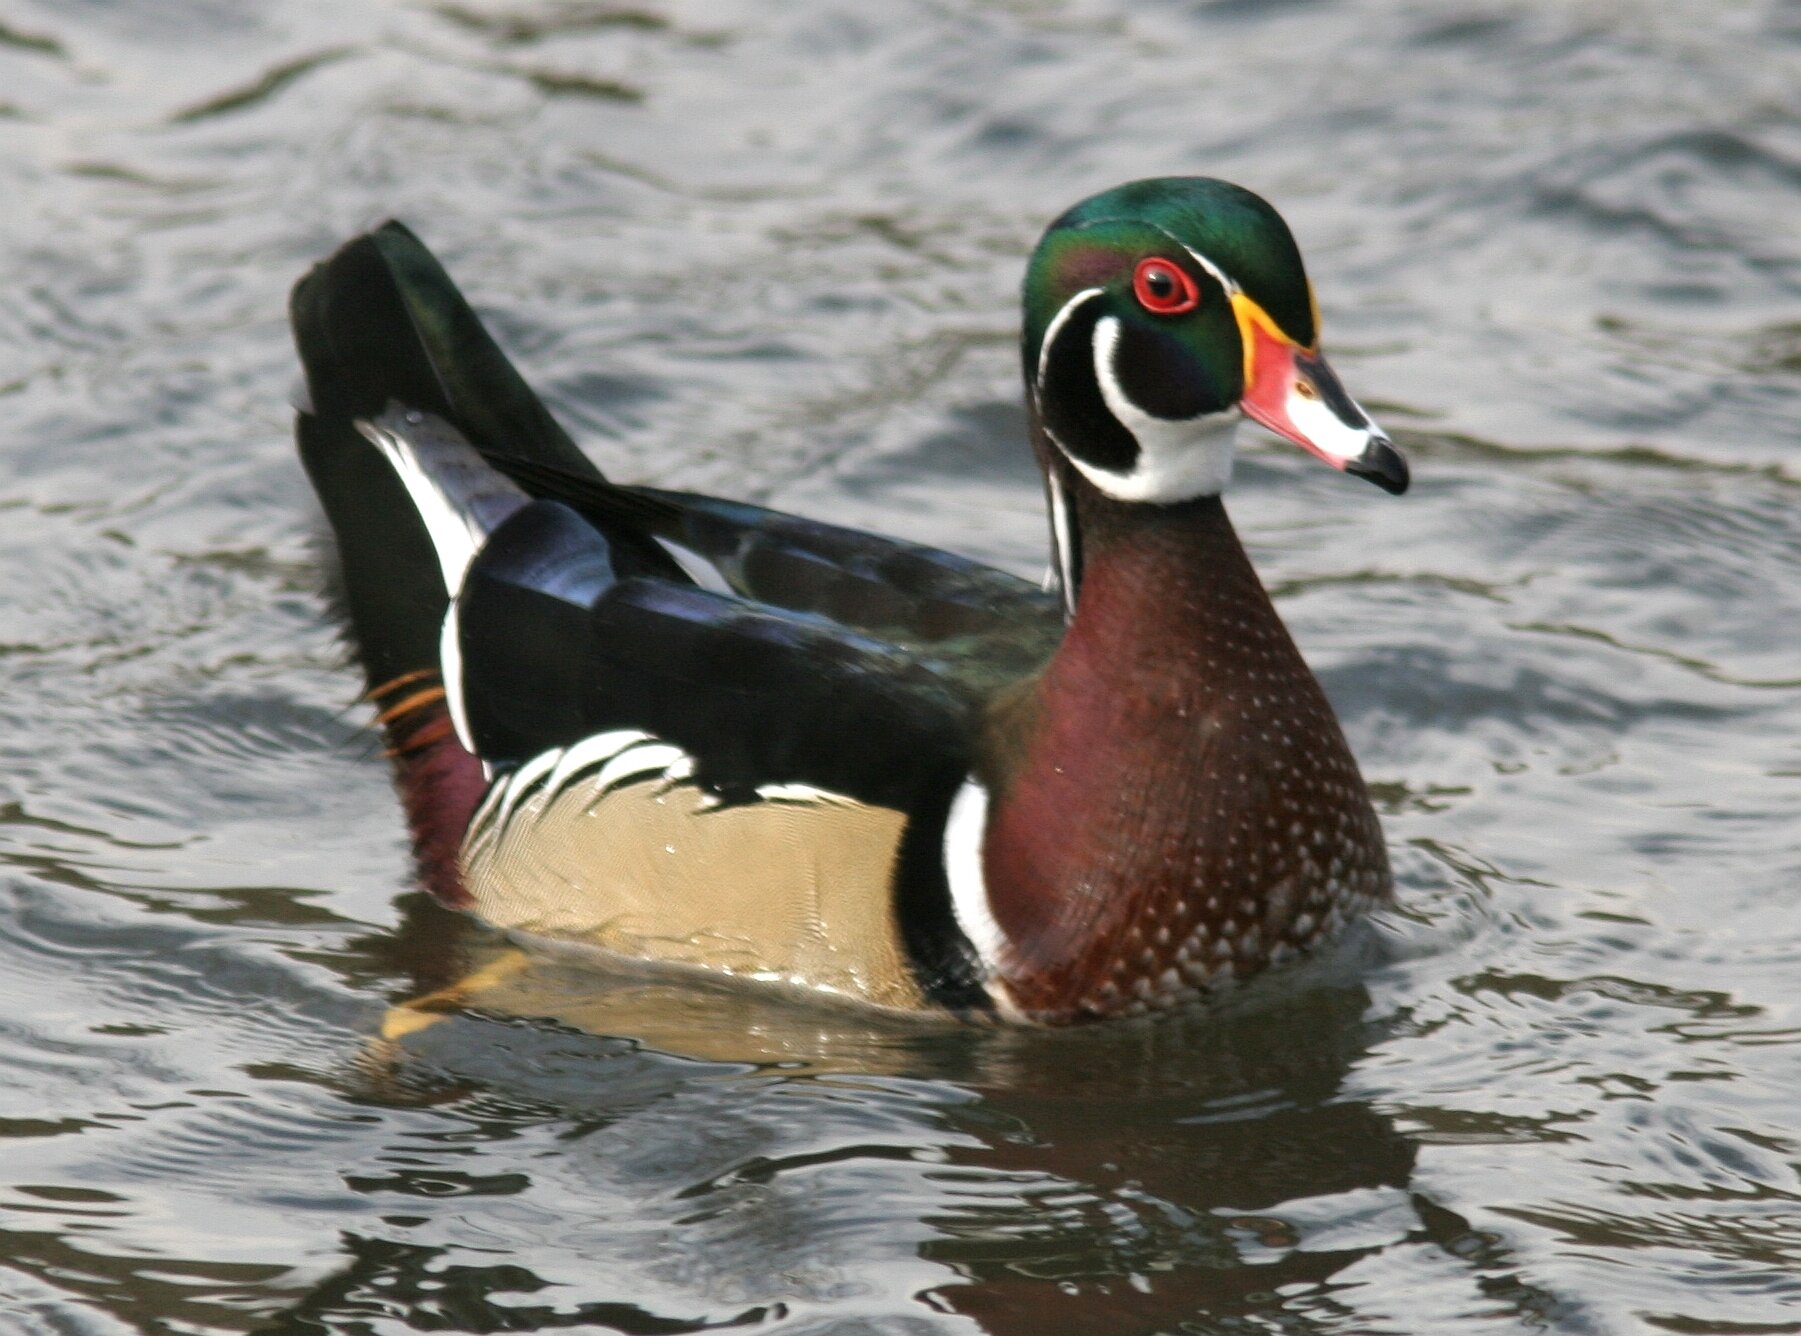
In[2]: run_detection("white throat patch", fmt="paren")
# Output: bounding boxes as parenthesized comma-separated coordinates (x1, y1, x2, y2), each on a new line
(1067, 315, 1239, 504)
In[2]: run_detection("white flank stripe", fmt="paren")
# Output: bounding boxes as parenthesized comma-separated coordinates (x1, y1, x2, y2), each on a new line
(467, 783, 502, 841)
(545, 729, 655, 801)
(754, 781, 855, 806)
(494, 746, 566, 832)
(590, 740, 686, 797)
(943, 778, 1005, 971)
(356, 418, 489, 597)
(477, 730, 695, 840)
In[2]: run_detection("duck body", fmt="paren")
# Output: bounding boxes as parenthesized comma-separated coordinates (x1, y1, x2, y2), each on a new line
(292, 178, 1406, 1024)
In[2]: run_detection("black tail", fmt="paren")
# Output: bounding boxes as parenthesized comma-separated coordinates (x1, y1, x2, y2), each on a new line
(291, 222, 599, 692)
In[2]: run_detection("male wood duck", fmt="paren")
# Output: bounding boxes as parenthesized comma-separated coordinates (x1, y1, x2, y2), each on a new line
(292, 177, 1408, 1025)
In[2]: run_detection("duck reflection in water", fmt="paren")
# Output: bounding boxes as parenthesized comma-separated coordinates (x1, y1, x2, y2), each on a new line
(300, 898, 1545, 1334)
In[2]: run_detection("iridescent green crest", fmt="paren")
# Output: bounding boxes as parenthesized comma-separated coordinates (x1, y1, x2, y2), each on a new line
(1021, 176, 1318, 390)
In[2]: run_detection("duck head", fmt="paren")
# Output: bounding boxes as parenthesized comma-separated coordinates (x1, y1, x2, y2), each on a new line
(1023, 177, 1407, 539)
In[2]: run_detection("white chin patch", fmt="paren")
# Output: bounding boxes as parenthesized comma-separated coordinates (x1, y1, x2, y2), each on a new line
(1070, 316, 1239, 504)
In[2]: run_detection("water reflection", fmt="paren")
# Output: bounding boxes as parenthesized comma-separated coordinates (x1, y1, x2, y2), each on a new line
(266, 902, 1544, 1334)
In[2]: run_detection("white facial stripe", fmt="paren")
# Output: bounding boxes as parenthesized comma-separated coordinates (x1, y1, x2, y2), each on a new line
(1066, 315, 1239, 504)
(1283, 384, 1379, 464)
(1178, 243, 1237, 296)
(1036, 287, 1104, 389)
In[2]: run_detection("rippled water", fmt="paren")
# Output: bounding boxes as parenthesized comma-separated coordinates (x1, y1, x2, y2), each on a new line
(2, 0, 1798, 1331)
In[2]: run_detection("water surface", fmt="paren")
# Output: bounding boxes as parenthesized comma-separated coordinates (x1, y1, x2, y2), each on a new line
(1, 1, 1799, 1331)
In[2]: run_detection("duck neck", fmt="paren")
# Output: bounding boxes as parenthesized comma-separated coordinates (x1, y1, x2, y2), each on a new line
(974, 479, 1387, 1021)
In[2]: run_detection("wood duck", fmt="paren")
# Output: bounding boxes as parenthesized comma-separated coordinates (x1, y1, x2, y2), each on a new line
(292, 177, 1409, 1025)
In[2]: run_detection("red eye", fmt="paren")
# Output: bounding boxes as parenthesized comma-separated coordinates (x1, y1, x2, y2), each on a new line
(1132, 257, 1201, 315)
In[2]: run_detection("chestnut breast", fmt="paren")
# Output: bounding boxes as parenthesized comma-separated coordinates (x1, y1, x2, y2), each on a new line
(977, 495, 1388, 1022)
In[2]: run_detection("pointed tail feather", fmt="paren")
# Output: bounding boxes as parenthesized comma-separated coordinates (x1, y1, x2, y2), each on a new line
(291, 221, 597, 479)
(292, 225, 678, 907)
(292, 222, 600, 693)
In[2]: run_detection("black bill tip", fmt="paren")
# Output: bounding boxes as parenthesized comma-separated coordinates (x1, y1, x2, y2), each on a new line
(1345, 436, 1410, 495)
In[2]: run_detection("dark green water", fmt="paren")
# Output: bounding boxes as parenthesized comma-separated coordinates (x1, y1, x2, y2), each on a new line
(2, 1, 1799, 1331)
